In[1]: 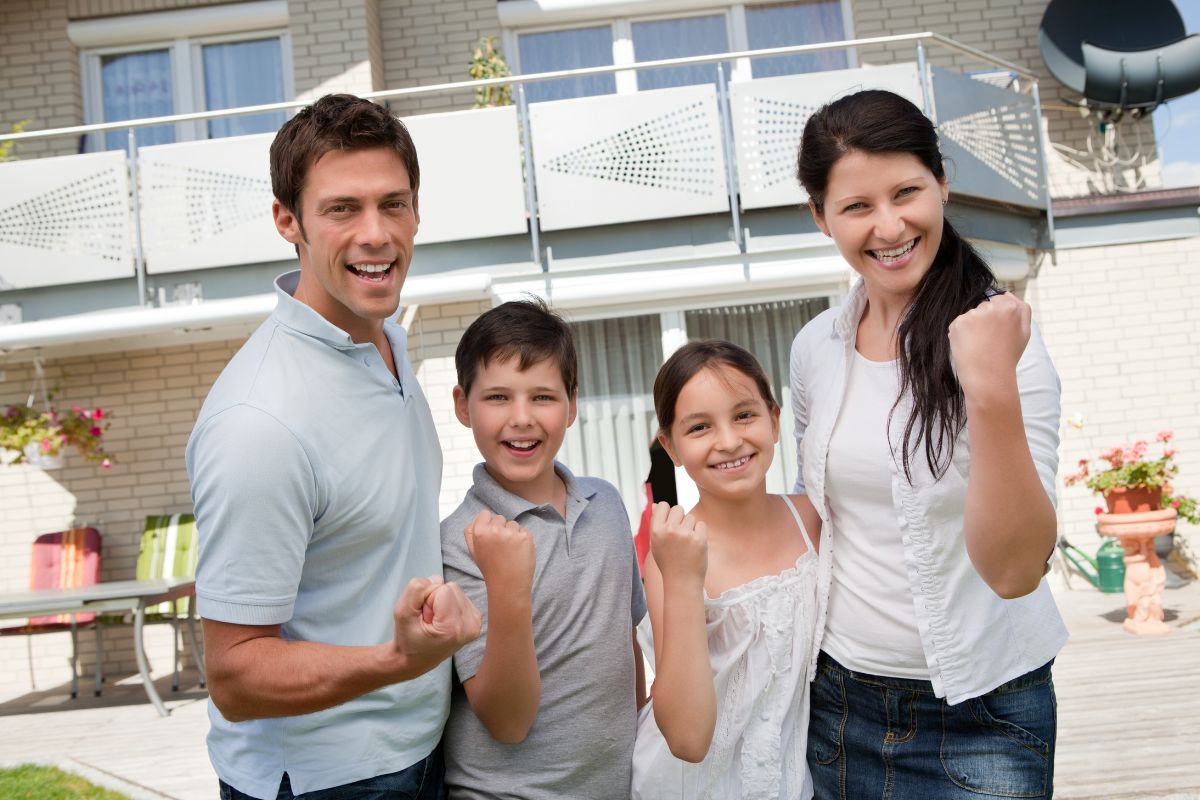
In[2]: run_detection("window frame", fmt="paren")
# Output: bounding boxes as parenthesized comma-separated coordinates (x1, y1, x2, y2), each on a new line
(80, 27, 293, 150)
(502, 1, 856, 96)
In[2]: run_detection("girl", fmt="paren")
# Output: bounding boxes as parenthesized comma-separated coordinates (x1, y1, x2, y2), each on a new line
(632, 340, 822, 800)
(792, 89, 1066, 799)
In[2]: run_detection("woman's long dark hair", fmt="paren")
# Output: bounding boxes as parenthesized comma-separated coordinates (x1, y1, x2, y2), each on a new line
(796, 90, 996, 481)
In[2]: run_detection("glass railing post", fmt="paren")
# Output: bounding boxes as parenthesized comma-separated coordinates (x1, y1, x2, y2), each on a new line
(916, 40, 934, 120)
(1032, 80, 1055, 247)
(716, 62, 744, 253)
(127, 129, 149, 307)
(517, 84, 544, 272)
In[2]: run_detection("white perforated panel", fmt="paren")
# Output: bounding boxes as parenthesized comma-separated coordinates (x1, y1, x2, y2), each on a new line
(731, 64, 925, 210)
(139, 133, 292, 275)
(0, 151, 132, 290)
(529, 84, 729, 231)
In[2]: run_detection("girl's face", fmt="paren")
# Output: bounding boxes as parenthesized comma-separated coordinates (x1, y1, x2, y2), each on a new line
(810, 150, 949, 303)
(660, 364, 780, 501)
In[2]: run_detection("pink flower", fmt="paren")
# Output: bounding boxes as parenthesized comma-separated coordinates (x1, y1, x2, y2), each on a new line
(40, 438, 53, 453)
(1164, 448, 1177, 459)
(93, 408, 104, 419)
(1172, 499, 1182, 508)
(1094, 506, 1105, 515)
(101, 458, 112, 469)
(89, 426, 102, 437)
(1157, 430, 1174, 443)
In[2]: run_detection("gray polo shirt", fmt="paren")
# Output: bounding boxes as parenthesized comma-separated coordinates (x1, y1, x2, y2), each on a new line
(186, 271, 447, 799)
(441, 462, 647, 800)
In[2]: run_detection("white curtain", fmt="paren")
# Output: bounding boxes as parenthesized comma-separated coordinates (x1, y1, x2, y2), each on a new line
(632, 14, 729, 91)
(100, 49, 174, 151)
(202, 38, 287, 138)
(559, 314, 663, 529)
(518, 26, 616, 103)
(685, 297, 830, 493)
(746, 0, 849, 79)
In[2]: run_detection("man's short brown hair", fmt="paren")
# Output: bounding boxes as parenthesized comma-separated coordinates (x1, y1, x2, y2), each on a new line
(270, 94, 420, 217)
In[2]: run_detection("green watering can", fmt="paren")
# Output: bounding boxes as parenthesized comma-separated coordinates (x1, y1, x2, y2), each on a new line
(1058, 537, 1125, 593)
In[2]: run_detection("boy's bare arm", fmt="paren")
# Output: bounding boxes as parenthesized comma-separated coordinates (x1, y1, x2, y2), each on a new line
(204, 576, 480, 721)
(460, 510, 541, 743)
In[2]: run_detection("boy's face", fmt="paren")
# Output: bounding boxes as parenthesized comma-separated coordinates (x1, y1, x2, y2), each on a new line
(454, 355, 577, 501)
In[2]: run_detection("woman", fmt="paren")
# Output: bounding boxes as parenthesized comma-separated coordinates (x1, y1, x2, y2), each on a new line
(790, 89, 1066, 799)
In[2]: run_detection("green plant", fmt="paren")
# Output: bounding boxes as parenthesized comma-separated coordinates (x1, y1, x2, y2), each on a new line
(1065, 430, 1197, 524)
(468, 36, 513, 108)
(0, 402, 113, 467)
(0, 118, 32, 162)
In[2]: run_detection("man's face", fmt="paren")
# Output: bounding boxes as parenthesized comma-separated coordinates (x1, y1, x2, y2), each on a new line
(273, 147, 419, 341)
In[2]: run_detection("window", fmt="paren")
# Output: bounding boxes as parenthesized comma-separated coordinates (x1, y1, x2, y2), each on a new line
(73, 3, 292, 151)
(557, 296, 831, 526)
(506, 1, 851, 102)
(517, 26, 616, 104)
(631, 14, 729, 91)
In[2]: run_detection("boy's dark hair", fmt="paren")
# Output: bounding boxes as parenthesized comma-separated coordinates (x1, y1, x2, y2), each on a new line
(653, 339, 779, 435)
(269, 93, 420, 218)
(455, 298, 578, 397)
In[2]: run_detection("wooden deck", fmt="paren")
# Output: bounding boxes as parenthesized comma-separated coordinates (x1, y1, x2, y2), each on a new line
(0, 578, 1197, 799)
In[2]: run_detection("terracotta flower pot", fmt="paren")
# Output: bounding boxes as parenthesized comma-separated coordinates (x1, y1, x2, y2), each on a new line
(1103, 486, 1163, 514)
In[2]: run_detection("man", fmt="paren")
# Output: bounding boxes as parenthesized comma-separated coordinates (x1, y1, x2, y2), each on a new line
(186, 94, 480, 800)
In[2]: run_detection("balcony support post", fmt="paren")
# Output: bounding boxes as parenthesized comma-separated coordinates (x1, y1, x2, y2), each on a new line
(716, 62, 744, 253)
(128, 129, 149, 307)
(517, 85, 545, 272)
(916, 41, 934, 120)
(1031, 80, 1056, 248)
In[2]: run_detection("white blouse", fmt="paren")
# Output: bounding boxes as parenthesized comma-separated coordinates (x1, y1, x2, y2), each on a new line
(632, 495, 819, 800)
(789, 279, 1068, 704)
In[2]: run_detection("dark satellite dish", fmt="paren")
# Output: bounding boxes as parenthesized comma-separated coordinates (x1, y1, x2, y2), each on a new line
(1040, 0, 1200, 114)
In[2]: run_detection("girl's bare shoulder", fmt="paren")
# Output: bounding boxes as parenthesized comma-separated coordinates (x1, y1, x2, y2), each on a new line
(786, 493, 823, 552)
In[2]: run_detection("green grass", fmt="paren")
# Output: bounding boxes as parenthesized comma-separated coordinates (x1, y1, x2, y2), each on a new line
(0, 764, 131, 800)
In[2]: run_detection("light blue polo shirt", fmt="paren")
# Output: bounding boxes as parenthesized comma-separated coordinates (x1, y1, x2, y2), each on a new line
(186, 270, 447, 799)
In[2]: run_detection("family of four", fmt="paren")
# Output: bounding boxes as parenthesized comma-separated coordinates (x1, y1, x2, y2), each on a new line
(187, 91, 1066, 800)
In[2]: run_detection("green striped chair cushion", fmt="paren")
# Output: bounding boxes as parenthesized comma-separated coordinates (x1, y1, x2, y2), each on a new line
(136, 514, 198, 616)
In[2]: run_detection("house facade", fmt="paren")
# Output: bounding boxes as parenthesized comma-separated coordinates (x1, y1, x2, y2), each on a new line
(0, 0, 1197, 700)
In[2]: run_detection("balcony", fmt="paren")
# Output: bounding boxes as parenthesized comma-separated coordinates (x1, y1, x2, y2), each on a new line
(0, 33, 1051, 352)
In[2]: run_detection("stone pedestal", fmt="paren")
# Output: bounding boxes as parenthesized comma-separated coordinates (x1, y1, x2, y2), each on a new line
(1097, 508, 1178, 635)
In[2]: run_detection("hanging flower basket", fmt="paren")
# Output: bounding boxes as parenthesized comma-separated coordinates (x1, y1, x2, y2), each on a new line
(0, 404, 113, 468)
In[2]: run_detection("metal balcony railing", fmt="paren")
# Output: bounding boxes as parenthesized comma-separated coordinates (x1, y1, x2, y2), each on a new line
(0, 32, 1050, 306)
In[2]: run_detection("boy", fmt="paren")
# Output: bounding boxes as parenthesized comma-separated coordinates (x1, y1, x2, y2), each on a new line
(441, 299, 648, 799)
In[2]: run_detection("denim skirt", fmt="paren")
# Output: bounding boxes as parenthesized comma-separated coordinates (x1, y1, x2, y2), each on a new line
(807, 651, 1056, 800)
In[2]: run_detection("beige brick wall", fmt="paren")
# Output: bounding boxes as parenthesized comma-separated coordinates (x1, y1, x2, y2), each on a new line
(406, 299, 493, 514)
(289, 0, 383, 99)
(1025, 235, 1200, 552)
(0, 0, 79, 159)
(0, 339, 239, 700)
(850, 0, 1160, 196)
(67, 0, 242, 17)
(379, 0, 502, 116)
(0, 297, 493, 701)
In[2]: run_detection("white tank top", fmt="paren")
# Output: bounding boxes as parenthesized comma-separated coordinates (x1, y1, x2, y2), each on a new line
(822, 351, 929, 679)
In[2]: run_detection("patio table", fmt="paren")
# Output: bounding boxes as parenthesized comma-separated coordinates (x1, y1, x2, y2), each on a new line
(0, 577, 205, 716)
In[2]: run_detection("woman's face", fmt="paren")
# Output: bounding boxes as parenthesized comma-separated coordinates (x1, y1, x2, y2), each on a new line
(810, 150, 949, 302)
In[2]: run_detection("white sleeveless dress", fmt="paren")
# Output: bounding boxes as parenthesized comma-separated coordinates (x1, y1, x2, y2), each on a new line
(631, 495, 819, 800)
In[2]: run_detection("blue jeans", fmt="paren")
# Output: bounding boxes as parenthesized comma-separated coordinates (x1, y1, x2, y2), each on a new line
(218, 749, 445, 800)
(808, 652, 1056, 799)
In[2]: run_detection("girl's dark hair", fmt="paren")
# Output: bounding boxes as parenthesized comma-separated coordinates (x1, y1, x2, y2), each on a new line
(653, 340, 779, 435)
(796, 89, 997, 480)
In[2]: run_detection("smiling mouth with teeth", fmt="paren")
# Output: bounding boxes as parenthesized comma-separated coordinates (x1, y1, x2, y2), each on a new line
(869, 238, 918, 263)
(347, 262, 394, 282)
(713, 455, 751, 471)
(504, 440, 540, 452)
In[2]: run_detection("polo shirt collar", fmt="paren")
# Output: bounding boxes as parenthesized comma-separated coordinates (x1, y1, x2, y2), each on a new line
(272, 270, 365, 350)
(469, 460, 597, 521)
